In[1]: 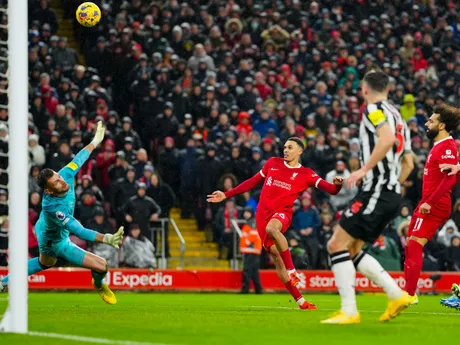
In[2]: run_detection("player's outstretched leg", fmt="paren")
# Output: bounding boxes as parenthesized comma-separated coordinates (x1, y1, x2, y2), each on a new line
(351, 247, 411, 321)
(85, 253, 116, 305)
(1, 255, 55, 291)
(266, 219, 300, 287)
(59, 241, 116, 305)
(269, 246, 316, 310)
(440, 284, 460, 310)
(404, 238, 425, 300)
(321, 227, 360, 324)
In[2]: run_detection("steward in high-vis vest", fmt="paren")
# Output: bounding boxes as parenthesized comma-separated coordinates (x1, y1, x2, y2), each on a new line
(240, 207, 263, 294)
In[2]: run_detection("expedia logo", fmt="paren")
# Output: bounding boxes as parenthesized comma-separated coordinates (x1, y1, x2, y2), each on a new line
(106, 271, 173, 288)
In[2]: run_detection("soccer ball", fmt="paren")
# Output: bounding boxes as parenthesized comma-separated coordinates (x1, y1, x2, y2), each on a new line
(76, 2, 101, 27)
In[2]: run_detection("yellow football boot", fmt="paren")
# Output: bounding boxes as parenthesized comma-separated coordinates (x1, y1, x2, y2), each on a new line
(380, 291, 411, 322)
(320, 310, 360, 324)
(92, 278, 117, 305)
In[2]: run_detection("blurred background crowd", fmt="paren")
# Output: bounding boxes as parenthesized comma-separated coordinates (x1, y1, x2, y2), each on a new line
(0, 0, 459, 271)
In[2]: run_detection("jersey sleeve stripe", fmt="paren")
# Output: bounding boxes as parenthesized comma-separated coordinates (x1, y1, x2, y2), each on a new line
(259, 170, 265, 178)
(315, 178, 322, 188)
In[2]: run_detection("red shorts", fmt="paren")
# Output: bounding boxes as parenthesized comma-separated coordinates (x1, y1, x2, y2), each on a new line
(256, 212, 291, 251)
(407, 212, 448, 241)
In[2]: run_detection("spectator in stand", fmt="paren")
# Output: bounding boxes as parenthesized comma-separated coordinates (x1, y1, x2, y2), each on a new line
(7, 0, 460, 271)
(89, 207, 118, 268)
(29, 166, 41, 194)
(438, 220, 460, 248)
(292, 192, 321, 269)
(325, 161, 357, 211)
(214, 198, 240, 259)
(147, 172, 176, 257)
(445, 236, 460, 271)
(133, 149, 150, 180)
(111, 166, 137, 224)
(187, 44, 216, 73)
(28, 134, 46, 168)
(287, 231, 309, 270)
(366, 234, 402, 271)
(96, 139, 116, 192)
(75, 190, 102, 228)
(123, 182, 161, 239)
(121, 224, 157, 269)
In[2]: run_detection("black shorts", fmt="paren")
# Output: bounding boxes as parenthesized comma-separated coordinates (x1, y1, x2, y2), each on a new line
(339, 189, 401, 243)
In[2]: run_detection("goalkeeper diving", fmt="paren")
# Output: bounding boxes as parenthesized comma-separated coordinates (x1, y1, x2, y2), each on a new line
(1, 122, 124, 304)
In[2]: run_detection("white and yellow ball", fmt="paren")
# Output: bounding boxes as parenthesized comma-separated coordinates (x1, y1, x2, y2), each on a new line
(76, 2, 101, 27)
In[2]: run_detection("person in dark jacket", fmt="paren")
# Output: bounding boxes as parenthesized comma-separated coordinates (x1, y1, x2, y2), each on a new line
(49, 141, 73, 172)
(227, 145, 249, 182)
(158, 136, 181, 198)
(292, 192, 321, 269)
(147, 172, 176, 219)
(236, 77, 258, 111)
(196, 143, 223, 230)
(167, 83, 190, 123)
(75, 190, 102, 228)
(152, 102, 179, 143)
(111, 166, 138, 225)
(122, 137, 138, 165)
(133, 148, 150, 180)
(107, 151, 128, 183)
(179, 138, 203, 218)
(114, 117, 142, 151)
(123, 182, 161, 240)
(147, 172, 176, 257)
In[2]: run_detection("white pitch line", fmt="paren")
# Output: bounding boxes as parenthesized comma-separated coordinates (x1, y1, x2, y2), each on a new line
(236, 306, 460, 316)
(28, 332, 172, 345)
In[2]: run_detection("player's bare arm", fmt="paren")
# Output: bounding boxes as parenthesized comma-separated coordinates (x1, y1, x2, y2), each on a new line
(347, 123, 396, 188)
(399, 152, 415, 184)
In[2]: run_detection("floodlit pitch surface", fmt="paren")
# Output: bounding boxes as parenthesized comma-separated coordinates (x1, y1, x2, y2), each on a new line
(0, 293, 458, 345)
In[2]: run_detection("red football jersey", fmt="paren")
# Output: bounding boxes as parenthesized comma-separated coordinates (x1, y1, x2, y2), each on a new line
(257, 157, 321, 220)
(420, 136, 459, 218)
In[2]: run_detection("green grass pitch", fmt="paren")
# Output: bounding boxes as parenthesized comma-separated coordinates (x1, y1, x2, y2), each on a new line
(0, 292, 458, 345)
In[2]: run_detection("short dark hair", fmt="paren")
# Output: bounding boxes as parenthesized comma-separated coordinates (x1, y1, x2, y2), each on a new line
(434, 103, 460, 132)
(363, 70, 389, 92)
(286, 137, 305, 150)
(37, 168, 54, 189)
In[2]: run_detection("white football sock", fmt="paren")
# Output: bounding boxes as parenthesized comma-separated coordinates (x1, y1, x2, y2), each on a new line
(354, 251, 403, 300)
(331, 251, 358, 316)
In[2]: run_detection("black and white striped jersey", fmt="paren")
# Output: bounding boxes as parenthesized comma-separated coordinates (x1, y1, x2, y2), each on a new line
(359, 100, 411, 194)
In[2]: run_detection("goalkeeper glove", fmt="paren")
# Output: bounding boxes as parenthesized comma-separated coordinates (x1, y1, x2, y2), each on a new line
(103, 226, 124, 249)
(90, 121, 105, 147)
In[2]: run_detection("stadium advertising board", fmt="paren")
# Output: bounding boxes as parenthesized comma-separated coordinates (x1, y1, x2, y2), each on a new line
(0, 268, 456, 293)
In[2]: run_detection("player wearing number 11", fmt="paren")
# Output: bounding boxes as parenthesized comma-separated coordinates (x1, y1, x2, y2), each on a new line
(404, 104, 460, 304)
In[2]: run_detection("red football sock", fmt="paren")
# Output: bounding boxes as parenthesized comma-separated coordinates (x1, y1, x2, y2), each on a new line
(279, 249, 295, 271)
(403, 245, 409, 281)
(405, 240, 424, 296)
(284, 281, 302, 301)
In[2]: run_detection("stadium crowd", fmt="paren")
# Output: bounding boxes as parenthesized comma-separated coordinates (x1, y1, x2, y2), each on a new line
(0, 0, 459, 271)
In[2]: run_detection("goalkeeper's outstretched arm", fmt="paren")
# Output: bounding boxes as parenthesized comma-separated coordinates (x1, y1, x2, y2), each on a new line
(84, 120, 105, 154)
(58, 121, 106, 179)
(65, 217, 124, 249)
